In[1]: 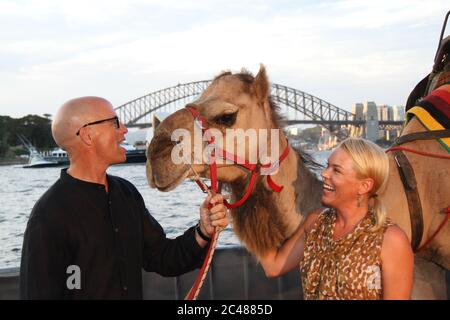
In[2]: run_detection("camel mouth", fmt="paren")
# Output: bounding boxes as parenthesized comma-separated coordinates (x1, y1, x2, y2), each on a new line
(153, 165, 191, 192)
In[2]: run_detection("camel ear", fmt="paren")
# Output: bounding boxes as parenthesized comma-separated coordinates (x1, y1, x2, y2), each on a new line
(253, 64, 270, 102)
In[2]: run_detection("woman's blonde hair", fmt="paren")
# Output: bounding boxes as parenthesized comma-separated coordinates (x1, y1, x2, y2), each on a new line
(338, 137, 389, 231)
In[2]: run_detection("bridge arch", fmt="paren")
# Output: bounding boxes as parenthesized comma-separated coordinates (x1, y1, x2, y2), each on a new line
(115, 80, 355, 129)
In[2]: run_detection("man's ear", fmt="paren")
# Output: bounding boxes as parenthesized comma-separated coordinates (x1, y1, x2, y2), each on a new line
(78, 127, 93, 146)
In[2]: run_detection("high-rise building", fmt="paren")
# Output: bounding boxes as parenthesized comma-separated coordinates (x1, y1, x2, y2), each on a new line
(352, 103, 364, 121)
(392, 105, 405, 121)
(377, 104, 393, 121)
(388, 106, 394, 121)
(363, 101, 379, 142)
(377, 105, 384, 121)
(352, 102, 402, 141)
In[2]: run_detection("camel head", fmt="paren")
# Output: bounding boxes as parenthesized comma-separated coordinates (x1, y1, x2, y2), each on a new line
(146, 64, 283, 192)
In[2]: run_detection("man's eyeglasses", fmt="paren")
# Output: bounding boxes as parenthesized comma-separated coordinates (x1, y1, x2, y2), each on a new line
(75, 116, 120, 136)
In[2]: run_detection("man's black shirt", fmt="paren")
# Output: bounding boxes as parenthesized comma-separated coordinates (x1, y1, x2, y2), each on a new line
(20, 169, 207, 299)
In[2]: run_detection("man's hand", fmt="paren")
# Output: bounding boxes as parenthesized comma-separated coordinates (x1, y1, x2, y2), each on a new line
(197, 193, 230, 245)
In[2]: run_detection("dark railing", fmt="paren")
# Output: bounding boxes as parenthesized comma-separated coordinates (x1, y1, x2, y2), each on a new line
(0, 246, 302, 300)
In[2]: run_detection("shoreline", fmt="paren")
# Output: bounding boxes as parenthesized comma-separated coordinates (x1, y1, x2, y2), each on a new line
(0, 159, 27, 166)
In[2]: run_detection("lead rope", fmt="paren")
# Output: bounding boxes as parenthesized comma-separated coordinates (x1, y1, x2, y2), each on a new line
(184, 165, 223, 300)
(182, 106, 290, 299)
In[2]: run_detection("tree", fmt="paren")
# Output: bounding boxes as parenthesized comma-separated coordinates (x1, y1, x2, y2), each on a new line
(0, 114, 57, 152)
(0, 116, 10, 157)
(0, 131, 8, 157)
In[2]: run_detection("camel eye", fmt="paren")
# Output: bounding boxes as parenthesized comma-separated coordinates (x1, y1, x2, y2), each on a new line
(214, 112, 237, 127)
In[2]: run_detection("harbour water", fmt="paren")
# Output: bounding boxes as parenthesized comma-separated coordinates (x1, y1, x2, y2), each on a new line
(0, 150, 330, 269)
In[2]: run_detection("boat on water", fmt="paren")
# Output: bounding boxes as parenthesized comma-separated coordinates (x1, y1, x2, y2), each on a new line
(19, 136, 147, 168)
(118, 142, 148, 164)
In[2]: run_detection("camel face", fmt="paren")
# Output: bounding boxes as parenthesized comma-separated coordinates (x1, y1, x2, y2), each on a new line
(146, 109, 193, 191)
(146, 65, 279, 192)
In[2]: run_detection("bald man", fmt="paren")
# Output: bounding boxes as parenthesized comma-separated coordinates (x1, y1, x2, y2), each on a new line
(20, 97, 229, 299)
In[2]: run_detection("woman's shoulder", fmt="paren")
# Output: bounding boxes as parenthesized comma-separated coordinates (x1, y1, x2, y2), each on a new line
(383, 224, 408, 241)
(381, 224, 411, 255)
(380, 223, 414, 274)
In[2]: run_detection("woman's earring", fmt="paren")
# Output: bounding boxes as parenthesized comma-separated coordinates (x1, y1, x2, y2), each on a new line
(357, 194, 362, 208)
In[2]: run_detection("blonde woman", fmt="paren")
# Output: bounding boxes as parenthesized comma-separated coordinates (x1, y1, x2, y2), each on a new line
(260, 137, 414, 300)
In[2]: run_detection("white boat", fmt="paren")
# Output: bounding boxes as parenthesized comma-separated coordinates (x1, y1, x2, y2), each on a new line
(23, 151, 59, 168)
(17, 135, 60, 168)
(19, 135, 146, 168)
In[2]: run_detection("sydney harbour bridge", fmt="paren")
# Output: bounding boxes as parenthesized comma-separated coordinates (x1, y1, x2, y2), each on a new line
(114, 80, 403, 136)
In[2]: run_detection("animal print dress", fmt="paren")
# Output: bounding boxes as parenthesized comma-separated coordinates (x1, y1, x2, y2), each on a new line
(299, 209, 394, 300)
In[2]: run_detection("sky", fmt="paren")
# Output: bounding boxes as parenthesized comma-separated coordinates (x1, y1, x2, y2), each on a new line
(0, 0, 449, 118)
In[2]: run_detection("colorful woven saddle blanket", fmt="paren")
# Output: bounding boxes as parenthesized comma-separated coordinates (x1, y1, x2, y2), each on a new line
(406, 84, 450, 153)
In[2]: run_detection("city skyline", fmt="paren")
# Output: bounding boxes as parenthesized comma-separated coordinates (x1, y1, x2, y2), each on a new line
(352, 102, 405, 122)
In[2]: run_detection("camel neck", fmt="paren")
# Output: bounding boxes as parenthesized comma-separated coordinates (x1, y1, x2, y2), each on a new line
(265, 136, 323, 216)
(233, 140, 322, 217)
(230, 144, 323, 257)
(292, 151, 323, 215)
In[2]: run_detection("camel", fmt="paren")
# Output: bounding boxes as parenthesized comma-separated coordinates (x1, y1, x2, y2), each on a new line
(146, 65, 449, 299)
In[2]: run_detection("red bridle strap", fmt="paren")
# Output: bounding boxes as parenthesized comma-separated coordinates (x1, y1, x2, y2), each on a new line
(262, 145, 290, 192)
(185, 106, 289, 209)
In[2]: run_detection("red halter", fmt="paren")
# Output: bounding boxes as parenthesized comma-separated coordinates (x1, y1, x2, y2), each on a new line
(185, 106, 290, 209)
